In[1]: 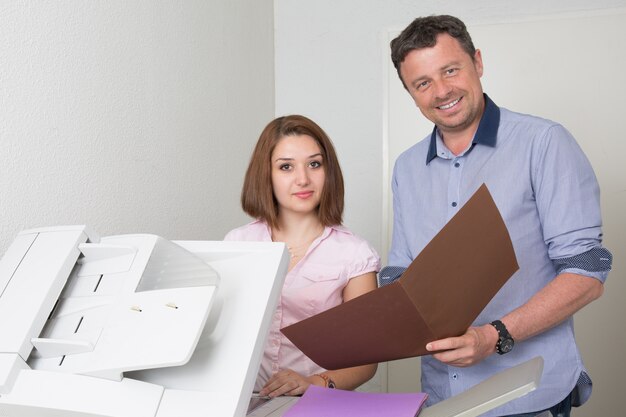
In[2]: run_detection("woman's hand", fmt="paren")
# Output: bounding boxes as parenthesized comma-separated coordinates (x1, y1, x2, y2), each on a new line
(259, 369, 324, 397)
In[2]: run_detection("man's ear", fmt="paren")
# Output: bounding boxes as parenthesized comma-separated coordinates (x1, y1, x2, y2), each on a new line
(474, 49, 484, 78)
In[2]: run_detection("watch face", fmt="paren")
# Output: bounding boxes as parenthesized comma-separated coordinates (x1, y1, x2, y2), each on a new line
(500, 338, 514, 354)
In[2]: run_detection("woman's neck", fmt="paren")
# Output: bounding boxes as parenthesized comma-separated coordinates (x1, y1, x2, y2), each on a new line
(273, 211, 324, 241)
(272, 212, 324, 267)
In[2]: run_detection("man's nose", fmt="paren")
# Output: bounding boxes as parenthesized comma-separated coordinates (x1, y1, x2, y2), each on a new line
(433, 79, 453, 100)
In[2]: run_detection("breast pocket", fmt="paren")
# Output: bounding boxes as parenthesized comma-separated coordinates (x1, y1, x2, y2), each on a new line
(284, 263, 346, 319)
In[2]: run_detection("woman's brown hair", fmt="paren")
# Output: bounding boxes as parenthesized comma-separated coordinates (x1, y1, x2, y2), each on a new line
(241, 115, 344, 230)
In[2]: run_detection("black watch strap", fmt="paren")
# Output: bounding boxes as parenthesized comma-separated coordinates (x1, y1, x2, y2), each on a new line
(490, 319, 514, 355)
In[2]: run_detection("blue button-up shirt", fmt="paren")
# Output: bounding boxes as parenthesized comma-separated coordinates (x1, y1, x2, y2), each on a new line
(389, 95, 610, 415)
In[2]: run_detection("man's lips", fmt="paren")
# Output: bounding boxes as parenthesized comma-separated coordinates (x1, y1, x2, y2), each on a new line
(437, 97, 462, 110)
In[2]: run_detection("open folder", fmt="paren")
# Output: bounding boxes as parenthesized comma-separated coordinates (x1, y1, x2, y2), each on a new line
(281, 184, 519, 370)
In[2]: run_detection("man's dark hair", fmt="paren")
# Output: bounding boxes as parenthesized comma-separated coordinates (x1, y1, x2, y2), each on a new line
(390, 15, 476, 86)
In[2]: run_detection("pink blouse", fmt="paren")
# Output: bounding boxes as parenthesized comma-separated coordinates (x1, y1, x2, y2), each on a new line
(224, 220, 380, 389)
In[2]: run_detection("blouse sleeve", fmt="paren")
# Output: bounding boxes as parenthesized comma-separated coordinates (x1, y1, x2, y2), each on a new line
(223, 229, 237, 241)
(346, 239, 381, 280)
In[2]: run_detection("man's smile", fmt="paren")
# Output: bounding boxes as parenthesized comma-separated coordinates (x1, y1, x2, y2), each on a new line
(437, 97, 462, 110)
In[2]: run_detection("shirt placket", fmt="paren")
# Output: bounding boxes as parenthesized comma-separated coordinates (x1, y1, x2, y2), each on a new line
(447, 156, 464, 221)
(445, 154, 466, 396)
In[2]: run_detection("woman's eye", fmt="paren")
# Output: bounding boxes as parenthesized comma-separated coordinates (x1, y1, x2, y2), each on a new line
(279, 164, 292, 171)
(309, 160, 322, 168)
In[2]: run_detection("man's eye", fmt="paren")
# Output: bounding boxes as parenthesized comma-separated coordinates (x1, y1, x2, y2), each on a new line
(446, 68, 458, 75)
(416, 80, 429, 90)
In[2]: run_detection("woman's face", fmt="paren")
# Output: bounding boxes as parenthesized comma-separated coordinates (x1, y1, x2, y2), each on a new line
(271, 134, 325, 217)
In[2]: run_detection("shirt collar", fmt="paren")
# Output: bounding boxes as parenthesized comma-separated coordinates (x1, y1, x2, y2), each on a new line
(426, 94, 500, 164)
(258, 219, 347, 241)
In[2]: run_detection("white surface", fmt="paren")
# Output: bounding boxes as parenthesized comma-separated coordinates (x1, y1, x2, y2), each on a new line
(0, 233, 37, 298)
(420, 357, 543, 417)
(25, 234, 219, 381)
(76, 242, 137, 277)
(0, 229, 288, 417)
(0, 354, 28, 395)
(0, 227, 90, 359)
(131, 240, 290, 417)
(0, 370, 163, 417)
(154, 389, 220, 417)
(31, 286, 217, 380)
(247, 396, 297, 417)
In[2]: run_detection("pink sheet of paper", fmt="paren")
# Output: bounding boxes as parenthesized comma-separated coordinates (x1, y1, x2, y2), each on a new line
(283, 385, 428, 417)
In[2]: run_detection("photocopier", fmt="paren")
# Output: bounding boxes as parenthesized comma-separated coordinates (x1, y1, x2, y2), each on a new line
(0, 225, 289, 417)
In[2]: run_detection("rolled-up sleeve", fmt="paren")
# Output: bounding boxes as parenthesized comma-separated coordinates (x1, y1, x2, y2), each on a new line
(533, 124, 612, 282)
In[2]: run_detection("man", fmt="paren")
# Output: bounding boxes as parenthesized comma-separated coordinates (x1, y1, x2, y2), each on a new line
(386, 15, 612, 417)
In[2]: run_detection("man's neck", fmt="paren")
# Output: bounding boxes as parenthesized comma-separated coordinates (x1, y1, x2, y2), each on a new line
(441, 130, 475, 156)
(439, 95, 486, 155)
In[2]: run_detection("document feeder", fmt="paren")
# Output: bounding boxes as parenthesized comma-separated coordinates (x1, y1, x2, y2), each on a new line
(0, 225, 289, 417)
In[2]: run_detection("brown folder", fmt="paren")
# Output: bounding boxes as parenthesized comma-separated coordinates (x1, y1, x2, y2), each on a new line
(281, 184, 519, 370)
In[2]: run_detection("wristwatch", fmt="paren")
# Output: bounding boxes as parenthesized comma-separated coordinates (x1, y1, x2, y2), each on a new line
(490, 320, 514, 355)
(316, 373, 336, 389)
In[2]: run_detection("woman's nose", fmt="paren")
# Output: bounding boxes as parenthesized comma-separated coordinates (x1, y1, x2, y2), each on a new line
(295, 165, 310, 186)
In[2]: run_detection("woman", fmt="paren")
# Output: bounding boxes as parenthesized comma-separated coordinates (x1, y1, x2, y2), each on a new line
(225, 115, 380, 397)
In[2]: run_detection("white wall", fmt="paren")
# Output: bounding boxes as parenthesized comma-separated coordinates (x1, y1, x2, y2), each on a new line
(275, 1, 626, 414)
(1, 1, 274, 253)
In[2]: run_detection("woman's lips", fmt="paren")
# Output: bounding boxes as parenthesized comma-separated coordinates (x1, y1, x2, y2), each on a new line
(294, 191, 314, 199)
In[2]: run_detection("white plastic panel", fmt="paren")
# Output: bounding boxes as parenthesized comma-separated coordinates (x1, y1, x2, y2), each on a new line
(28, 234, 220, 381)
(0, 353, 28, 394)
(30, 286, 217, 380)
(130, 240, 289, 417)
(0, 370, 162, 417)
(0, 227, 90, 359)
(154, 389, 223, 417)
(0, 232, 37, 299)
(420, 356, 543, 417)
(0, 230, 289, 417)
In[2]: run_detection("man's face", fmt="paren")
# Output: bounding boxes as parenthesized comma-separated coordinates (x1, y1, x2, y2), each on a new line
(399, 33, 485, 139)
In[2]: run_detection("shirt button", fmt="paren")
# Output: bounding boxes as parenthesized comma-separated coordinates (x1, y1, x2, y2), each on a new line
(454, 162, 460, 168)
(451, 202, 457, 207)
(452, 373, 458, 380)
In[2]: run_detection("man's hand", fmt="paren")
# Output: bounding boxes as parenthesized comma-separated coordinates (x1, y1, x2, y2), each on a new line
(425, 324, 499, 367)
